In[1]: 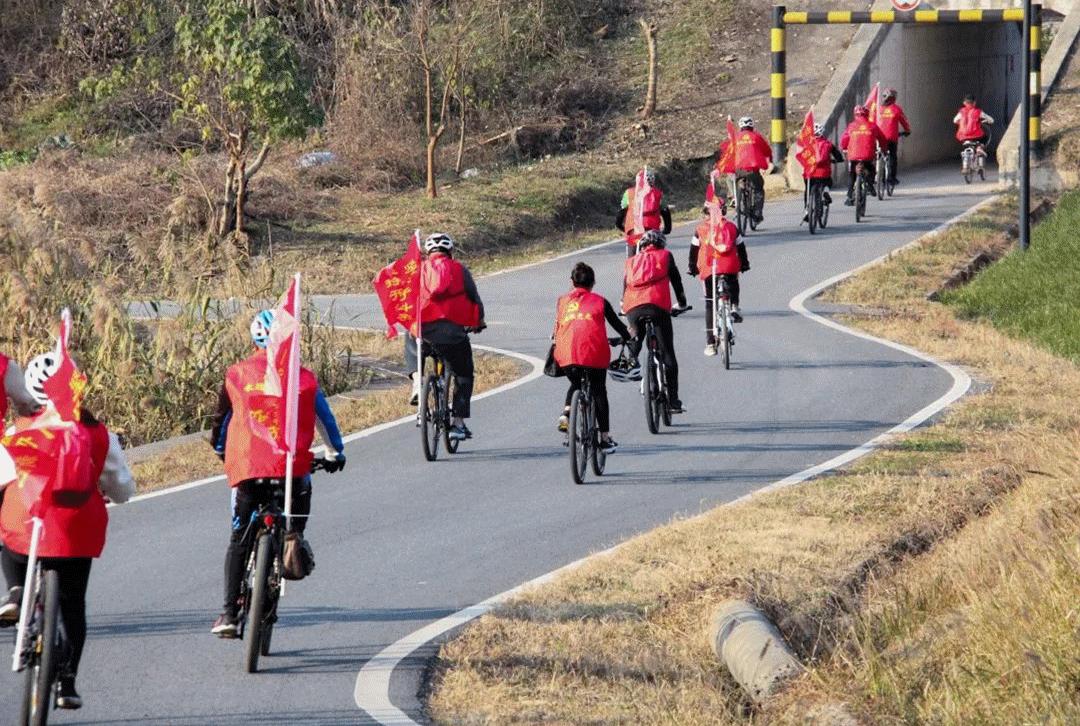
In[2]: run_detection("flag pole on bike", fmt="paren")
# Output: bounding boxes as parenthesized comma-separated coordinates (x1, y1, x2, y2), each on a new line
(9, 308, 84, 671)
(265, 275, 302, 533)
(373, 230, 424, 406)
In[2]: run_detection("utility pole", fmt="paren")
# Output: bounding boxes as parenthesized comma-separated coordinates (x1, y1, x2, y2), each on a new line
(1020, 1, 1041, 251)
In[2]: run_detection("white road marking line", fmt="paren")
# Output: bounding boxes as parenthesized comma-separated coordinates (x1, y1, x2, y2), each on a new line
(353, 196, 997, 724)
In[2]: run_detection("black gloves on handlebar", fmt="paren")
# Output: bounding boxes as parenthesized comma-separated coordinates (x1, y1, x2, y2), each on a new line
(323, 453, 346, 473)
(687, 266, 699, 278)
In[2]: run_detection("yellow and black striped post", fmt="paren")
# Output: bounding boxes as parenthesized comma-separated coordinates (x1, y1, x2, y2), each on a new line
(1029, 3, 1043, 152)
(771, 5, 787, 164)
(782, 8, 1024, 24)
(1020, 2, 1041, 251)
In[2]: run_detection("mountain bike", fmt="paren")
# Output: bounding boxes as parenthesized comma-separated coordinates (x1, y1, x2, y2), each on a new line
(806, 178, 830, 235)
(734, 175, 759, 236)
(418, 344, 459, 462)
(564, 343, 620, 485)
(875, 145, 890, 201)
(709, 266, 735, 370)
(15, 562, 64, 725)
(238, 459, 328, 674)
(853, 161, 871, 223)
(961, 138, 988, 183)
(640, 306, 690, 434)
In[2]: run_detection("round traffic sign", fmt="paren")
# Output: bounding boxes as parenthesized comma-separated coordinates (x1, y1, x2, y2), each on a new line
(892, 0, 921, 9)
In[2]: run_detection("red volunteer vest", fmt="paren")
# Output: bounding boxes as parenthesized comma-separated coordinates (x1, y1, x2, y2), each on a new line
(415, 254, 480, 331)
(223, 351, 318, 486)
(623, 247, 673, 313)
(554, 289, 610, 370)
(734, 130, 772, 171)
(0, 414, 110, 558)
(0, 352, 8, 422)
(807, 138, 836, 179)
(623, 186, 663, 246)
(877, 103, 908, 142)
(843, 120, 879, 161)
(696, 219, 741, 278)
(956, 105, 985, 141)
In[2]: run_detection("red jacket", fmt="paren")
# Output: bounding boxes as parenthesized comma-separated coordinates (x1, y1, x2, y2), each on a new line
(805, 138, 838, 180)
(732, 130, 773, 172)
(223, 351, 318, 486)
(696, 219, 741, 277)
(554, 288, 610, 370)
(0, 414, 111, 558)
(623, 247, 673, 313)
(876, 103, 911, 143)
(841, 119, 886, 161)
(416, 253, 480, 330)
(0, 352, 8, 423)
(955, 104, 986, 141)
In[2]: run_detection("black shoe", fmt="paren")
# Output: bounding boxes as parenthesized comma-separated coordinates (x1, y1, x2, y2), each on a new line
(801, 213, 809, 223)
(448, 425, 468, 441)
(599, 438, 618, 454)
(844, 197, 854, 207)
(462, 425, 473, 440)
(212, 612, 239, 638)
(669, 399, 686, 414)
(868, 184, 877, 196)
(56, 677, 82, 710)
(890, 178, 900, 185)
(0, 586, 21, 625)
(823, 191, 833, 204)
(732, 311, 744, 324)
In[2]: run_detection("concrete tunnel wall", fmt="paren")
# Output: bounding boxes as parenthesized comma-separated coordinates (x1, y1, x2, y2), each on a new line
(788, 17, 1023, 184)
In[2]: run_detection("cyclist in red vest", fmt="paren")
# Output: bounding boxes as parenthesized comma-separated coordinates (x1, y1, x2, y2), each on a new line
(403, 232, 486, 440)
(801, 123, 845, 219)
(209, 310, 346, 638)
(689, 199, 749, 356)
(552, 263, 632, 451)
(953, 94, 994, 147)
(622, 230, 689, 413)
(726, 117, 772, 224)
(0, 352, 135, 710)
(616, 169, 672, 257)
(840, 105, 887, 205)
(877, 88, 911, 185)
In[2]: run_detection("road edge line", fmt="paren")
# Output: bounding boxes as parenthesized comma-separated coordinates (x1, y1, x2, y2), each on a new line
(352, 196, 996, 725)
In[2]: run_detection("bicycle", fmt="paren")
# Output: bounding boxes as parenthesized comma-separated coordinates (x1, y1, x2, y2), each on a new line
(237, 458, 329, 673)
(564, 339, 622, 485)
(14, 559, 64, 725)
(639, 306, 691, 434)
(418, 343, 460, 462)
(961, 135, 989, 183)
(875, 145, 891, 201)
(734, 175, 759, 236)
(853, 160, 871, 223)
(806, 178, 831, 235)
(709, 264, 735, 370)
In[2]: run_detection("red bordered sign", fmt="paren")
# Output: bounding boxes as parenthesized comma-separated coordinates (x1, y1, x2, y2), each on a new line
(892, 0, 921, 10)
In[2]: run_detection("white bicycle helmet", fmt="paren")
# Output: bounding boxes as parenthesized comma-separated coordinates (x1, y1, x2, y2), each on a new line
(250, 309, 275, 349)
(608, 355, 642, 383)
(24, 352, 61, 407)
(738, 116, 755, 129)
(423, 232, 454, 254)
(643, 168, 657, 186)
(813, 123, 826, 137)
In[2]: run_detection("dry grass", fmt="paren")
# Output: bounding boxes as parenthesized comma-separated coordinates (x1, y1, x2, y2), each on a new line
(426, 203, 1080, 723)
(127, 341, 526, 494)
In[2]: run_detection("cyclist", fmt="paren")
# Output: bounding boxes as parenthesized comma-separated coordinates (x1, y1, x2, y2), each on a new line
(725, 116, 772, 224)
(802, 123, 844, 219)
(0, 351, 135, 710)
(623, 230, 689, 413)
(876, 88, 911, 186)
(953, 94, 994, 148)
(615, 169, 672, 257)
(553, 262, 632, 452)
(840, 105, 887, 206)
(404, 232, 485, 440)
(209, 310, 346, 638)
(689, 198, 748, 356)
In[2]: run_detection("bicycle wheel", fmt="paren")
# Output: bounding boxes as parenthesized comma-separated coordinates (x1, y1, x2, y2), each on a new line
(441, 375, 460, 454)
(886, 157, 896, 196)
(855, 179, 866, 222)
(259, 581, 280, 657)
(643, 348, 660, 435)
(568, 390, 588, 484)
(876, 159, 886, 201)
(21, 569, 60, 726)
(589, 399, 606, 476)
(420, 374, 441, 462)
(748, 187, 760, 231)
(721, 302, 732, 370)
(820, 190, 830, 229)
(244, 533, 274, 673)
(808, 188, 818, 235)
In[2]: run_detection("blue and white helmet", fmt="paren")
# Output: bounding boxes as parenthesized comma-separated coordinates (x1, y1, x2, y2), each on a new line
(250, 309, 275, 349)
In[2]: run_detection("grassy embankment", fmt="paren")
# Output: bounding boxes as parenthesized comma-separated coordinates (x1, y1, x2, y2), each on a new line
(426, 194, 1080, 723)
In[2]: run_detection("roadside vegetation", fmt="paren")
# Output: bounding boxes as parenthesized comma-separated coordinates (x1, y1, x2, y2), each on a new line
(427, 196, 1080, 723)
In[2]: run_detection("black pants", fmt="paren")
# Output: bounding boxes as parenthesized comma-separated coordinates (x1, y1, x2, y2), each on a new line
(224, 478, 312, 615)
(803, 177, 833, 207)
(564, 366, 610, 432)
(736, 170, 765, 219)
(405, 335, 474, 419)
(847, 160, 876, 198)
(704, 275, 740, 343)
(627, 306, 679, 402)
(2, 548, 92, 678)
(885, 141, 899, 182)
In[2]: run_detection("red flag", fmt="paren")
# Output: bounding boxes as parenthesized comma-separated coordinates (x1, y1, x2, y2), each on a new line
(794, 109, 818, 174)
(264, 274, 301, 455)
(373, 230, 422, 339)
(716, 118, 738, 174)
(633, 168, 653, 236)
(865, 83, 880, 125)
(41, 309, 86, 423)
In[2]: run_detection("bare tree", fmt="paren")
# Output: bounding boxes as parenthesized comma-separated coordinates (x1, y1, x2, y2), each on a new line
(639, 19, 658, 120)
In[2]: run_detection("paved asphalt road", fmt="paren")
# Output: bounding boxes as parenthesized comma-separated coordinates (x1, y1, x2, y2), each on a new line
(1, 166, 992, 724)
